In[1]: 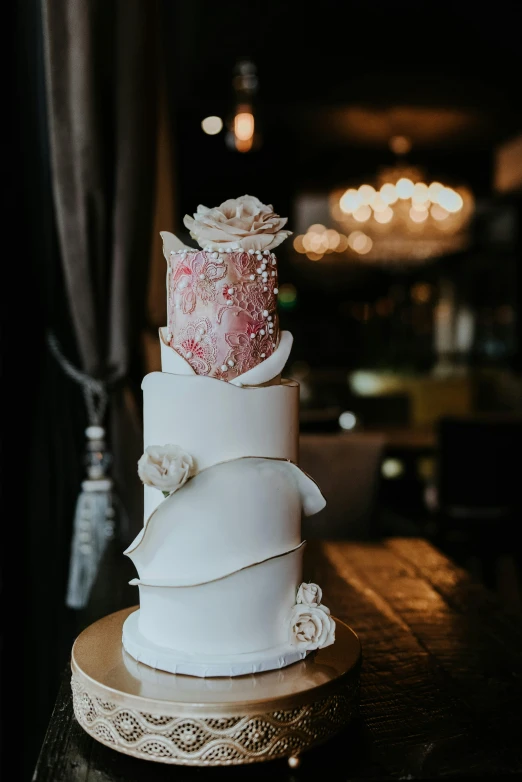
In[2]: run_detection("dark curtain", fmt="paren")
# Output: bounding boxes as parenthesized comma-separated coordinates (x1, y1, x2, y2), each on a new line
(21, 1, 160, 777)
(42, 0, 158, 543)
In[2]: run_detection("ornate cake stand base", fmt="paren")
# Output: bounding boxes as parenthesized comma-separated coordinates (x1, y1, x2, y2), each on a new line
(71, 606, 361, 767)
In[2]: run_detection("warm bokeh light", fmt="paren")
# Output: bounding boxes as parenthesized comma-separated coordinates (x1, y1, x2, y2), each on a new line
(389, 135, 412, 155)
(380, 183, 398, 205)
(437, 187, 463, 213)
(324, 229, 340, 250)
(347, 231, 365, 249)
(411, 282, 432, 303)
(371, 194, 387, 212)
(374, 206, 393, 224)
(201, 116, 223, 135)
(339, 188, 361, 214)
(412, 182, 429, 205)
(396, 177, 414, 198)
(349, 231, 372, 254)
(336, 234, 349, 251)
(358, 184, 376, 205)
(339, 411, 357, 430)
(234, 112, 254, 141)
(381, 458, 404, 479)
(409, 206, 428, 223)
(324, 171, 473, 264)
(307, 252, 323, 261)
(353, 204, 372, 222)
(427, 181, 444, 201)
(309, 223, 326, 233)
(430, 203, 450, 221)
(293, 235, 306, 253)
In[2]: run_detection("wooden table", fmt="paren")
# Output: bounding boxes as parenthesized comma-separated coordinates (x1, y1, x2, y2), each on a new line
(33, 539, 522, 780)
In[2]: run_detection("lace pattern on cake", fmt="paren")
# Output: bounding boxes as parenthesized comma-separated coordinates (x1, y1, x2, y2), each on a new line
(173, 318, 218, 375)
(168, 250, 279, 380)
(170, 253, 228, 315)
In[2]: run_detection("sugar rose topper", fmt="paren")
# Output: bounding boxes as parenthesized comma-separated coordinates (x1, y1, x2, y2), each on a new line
(183, 195, 292, 252)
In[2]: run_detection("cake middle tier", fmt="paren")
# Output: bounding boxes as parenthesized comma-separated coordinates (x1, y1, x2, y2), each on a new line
(142, 372, 300, 523)
(125, 457, 324, 584)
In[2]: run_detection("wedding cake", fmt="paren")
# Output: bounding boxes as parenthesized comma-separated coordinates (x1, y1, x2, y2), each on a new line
(122, 196, 335, 677)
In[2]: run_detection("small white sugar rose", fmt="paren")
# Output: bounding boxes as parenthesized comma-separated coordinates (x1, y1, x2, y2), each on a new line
(137, 444, 195, 494)
(183, 195, 292, 252)
(290, 603, 336, 651)
(296, 582, 322, 606)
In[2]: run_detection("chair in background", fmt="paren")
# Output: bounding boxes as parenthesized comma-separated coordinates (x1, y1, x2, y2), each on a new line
(434, 415, 522, 611)
(299, 433, 385, 540)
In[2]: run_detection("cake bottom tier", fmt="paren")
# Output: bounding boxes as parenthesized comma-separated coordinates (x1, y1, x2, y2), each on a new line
(123, 542, 306, 678)
(122, 609, 308, 677)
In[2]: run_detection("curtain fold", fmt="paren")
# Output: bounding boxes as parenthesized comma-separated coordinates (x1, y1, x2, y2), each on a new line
(42, 0, 159, 545)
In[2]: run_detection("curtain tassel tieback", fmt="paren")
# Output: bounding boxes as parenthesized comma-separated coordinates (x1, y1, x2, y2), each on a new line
(47, 331, 118, 609)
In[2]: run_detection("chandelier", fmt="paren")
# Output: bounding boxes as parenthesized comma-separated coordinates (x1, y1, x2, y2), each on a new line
(293, 165, 474, 264)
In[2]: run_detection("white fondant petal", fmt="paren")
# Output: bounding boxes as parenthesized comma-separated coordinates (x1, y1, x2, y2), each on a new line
(159, 231, 194, 261)
(230, 331, 293, 387)
(159, 327, 293, 387)
(159, 328, 196, 375)
(125, 457, 321, 584)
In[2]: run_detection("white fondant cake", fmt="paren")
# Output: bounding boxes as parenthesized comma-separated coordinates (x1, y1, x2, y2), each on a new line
(123, 196, 335, 677)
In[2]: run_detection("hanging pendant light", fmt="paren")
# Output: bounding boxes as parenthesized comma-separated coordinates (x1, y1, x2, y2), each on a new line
(226, 60, 261, 153)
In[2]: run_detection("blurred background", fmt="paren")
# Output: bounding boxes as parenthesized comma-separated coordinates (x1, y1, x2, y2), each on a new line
(19, 0, 522, 777)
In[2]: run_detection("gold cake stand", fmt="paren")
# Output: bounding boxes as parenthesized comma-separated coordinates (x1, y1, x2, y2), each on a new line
(71, 606, 361, 767)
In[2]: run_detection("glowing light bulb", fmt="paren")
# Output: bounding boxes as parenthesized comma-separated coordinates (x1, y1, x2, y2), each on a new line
(428, 182, 444, 201)
(339, 411, 357, 430)
(358, 184, 376, 205)
(201, 116, 223, 135)
(339, 188, 361, 214)
(380, 183, 398, 205)
(352, 204, 371, 222)
(412, 182, 429, 205)
(396, 178, 414, 198)
(437, 187, 463, 213)
(374, 206, 393, 224)
(234, 111, 254, 152)
(382, 458, 404, 479)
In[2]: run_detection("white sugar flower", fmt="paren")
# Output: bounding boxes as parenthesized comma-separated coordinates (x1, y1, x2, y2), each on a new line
(138, 445, 195, 496)
(183, 195, 291, 252)
(296, 582, 323, 606)
(290, 603, 336, 651)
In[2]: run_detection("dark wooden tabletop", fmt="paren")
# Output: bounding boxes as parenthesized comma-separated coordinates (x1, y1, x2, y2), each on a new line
(33, 538, 522, 781)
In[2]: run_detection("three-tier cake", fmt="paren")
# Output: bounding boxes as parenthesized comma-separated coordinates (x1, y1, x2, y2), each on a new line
(122, 196, 335, 677)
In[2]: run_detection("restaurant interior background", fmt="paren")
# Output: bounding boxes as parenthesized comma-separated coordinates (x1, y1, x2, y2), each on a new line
(19, 0, 522, 777)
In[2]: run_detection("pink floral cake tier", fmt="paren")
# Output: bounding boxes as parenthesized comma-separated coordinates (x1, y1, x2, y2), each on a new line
(165, 195, 291, 381)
